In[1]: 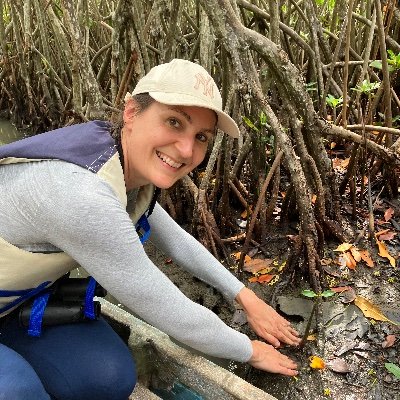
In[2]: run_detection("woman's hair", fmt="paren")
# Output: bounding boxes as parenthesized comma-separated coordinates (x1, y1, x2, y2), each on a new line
(110, 93, 155, 139)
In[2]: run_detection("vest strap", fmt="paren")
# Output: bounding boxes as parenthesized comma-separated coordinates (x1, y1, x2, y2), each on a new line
(0, 281, 51, 315)
(83, 277, 97, 319)
(136, 214, 151, 244)
(28, 291, 51, 337)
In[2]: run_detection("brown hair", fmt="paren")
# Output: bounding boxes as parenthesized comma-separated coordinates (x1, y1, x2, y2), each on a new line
(110, 93, 155, 140)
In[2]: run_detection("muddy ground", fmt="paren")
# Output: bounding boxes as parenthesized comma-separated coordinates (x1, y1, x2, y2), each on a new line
(141, 202, 400, 400)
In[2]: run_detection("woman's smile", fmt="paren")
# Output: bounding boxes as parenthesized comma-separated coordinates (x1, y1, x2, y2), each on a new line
(155, 150, 183, 169)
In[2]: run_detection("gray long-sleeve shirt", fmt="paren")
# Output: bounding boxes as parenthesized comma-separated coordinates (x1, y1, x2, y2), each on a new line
(0, 160, 253, 362)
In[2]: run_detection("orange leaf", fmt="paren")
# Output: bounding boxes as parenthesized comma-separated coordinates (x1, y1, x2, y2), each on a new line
(384, 207, 394, 221)
(376, 229, 390, 237)
(248, 276, 258, 283)
(309, 356, 325, 369)
(350, 247, 361, 262)
(376, 239, 396, 267)
(257, 274, 276, 283)
(359, 250, 374, 267)
(354, 296, 398, 325)
(232, 252, 252, 263)
(330, 286, 351, 293)
(343, 251, 357, 270)
(243, 258, 273, 274)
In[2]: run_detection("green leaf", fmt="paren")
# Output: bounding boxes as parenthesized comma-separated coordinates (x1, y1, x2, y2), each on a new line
(242, 116, 259, 132)
(301, 289, 317, 298)
(385, 363, 400, 379)
(259, 111, 267, 126)
(321, 290, 336, 298)
(369, 60, 383, 70)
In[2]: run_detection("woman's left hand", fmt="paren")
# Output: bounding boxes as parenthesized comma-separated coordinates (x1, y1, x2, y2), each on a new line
(235, 287, 301, 348)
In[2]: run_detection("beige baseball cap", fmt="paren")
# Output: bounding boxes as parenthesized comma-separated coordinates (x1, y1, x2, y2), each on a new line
(131, 59, 239, 138)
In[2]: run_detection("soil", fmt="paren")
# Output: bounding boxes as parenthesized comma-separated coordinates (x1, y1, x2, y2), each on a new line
(143, 204, 400, 400)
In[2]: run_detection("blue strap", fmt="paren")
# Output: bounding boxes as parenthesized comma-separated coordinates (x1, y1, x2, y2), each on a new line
(28, 291, 51, 337)
(83, 277, 97, 319)
(0, 281, 51, 315)
(136, 214, 151, 244)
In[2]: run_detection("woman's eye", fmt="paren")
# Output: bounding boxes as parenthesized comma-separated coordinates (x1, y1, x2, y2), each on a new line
(196, 133, 209, 143)
(168, 118, 181, 128)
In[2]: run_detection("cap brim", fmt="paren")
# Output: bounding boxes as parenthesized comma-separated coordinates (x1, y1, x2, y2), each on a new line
(147, 91, 240, 138)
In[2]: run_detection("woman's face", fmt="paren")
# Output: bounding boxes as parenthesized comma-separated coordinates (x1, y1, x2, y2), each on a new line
(122, 100, 216, 190)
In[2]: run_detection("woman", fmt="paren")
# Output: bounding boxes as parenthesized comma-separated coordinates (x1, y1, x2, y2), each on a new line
(0, 59, 299, 400)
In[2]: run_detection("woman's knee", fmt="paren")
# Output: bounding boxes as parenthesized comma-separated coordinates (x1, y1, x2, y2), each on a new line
(0, 344, 50, 400)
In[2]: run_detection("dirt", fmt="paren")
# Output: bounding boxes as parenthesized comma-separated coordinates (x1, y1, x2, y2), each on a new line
(143, 206, 400, 400)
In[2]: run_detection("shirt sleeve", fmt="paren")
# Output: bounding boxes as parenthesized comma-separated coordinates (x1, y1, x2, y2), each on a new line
(148, 203, 245, 302)
(5, 161, 253, 362)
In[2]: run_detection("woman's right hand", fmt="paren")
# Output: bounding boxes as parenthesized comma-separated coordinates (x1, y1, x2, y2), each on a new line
(249, 340, 298, 376)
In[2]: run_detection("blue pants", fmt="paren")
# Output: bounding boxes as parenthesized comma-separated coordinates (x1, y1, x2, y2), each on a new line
(0, 313, 137, 400)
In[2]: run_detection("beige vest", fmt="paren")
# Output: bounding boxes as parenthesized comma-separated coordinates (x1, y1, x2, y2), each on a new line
(0, 154, 154, 317)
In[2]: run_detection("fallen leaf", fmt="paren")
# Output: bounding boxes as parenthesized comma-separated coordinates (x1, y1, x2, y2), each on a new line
(379, 231, 396, 241)
(309, 355, 325, 369)
(359, 250, 374, 267)
(248, 274, 276, 284)
(326, 358, 351, 373)
(384, 207, 394, 221)
(376, 239, 396, 267)
(339, 287, 356, 303)
(354, 296, 399, 325)
(330, 286, 351, 293)
(232, 252, 252, 263)
(257, 274, 276, 283)
(376, 229, 390, 237)
(385, 363, 400, 379)
(382, 335, 396, 348)
(334, 242, 353, 252)
(350, 247, 361, 262)
(343, 251, 357, 270)
(243, 258, 273, 274)
(307, 334, 317, 341)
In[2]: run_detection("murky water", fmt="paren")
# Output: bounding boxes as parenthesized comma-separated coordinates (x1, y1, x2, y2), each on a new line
(0, 119, 26, 144)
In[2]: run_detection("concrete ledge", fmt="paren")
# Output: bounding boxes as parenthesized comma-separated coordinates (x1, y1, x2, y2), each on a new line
(100, 299, 277, 400)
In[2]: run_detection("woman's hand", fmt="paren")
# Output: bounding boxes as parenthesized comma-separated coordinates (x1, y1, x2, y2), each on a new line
(249, 340, 298, 376)
(236, 287, 300, 348)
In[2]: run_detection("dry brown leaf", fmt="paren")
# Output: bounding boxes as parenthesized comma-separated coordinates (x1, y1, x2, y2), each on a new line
(330, 286, 351, 293)
(376, 239, 396, 267)
(249, 274, 276, 283)
(379, 231, 396, 241)
(307, 334, 317, 341)
(326, 358, 351, 373)
(359, 250, 374, 268)
(384, 207, 394, 221)
(309, 356, 325, 369)
(343, 251, 357, 270)
(354, 296, 398, 325)
(382, 335, 396, 348)
(334, 242, 353, 252)
(376, 229, 390, 237)
(350, 247, 362, 262)
(243, 258, 273, 274)
(232, 252, 252, 263)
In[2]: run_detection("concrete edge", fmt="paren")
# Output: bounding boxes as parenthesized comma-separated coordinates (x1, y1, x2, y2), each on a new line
(99, 299, 277, 400)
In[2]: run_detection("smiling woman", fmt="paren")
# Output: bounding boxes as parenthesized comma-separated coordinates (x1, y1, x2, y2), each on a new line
(0, 59, 299, 400)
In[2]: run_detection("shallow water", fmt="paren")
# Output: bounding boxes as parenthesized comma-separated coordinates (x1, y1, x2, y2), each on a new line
(0, 119, 26, 144)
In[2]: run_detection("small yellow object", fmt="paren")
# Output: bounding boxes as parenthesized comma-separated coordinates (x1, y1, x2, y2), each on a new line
(324, 388, 331, 396)
(309, 355, 325, 369)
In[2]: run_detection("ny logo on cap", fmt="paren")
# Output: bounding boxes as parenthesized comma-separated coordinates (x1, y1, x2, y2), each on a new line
(194, 73, 214, 99)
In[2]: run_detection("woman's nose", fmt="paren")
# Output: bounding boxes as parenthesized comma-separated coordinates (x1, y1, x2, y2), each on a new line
(176, 135, 195, 160)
